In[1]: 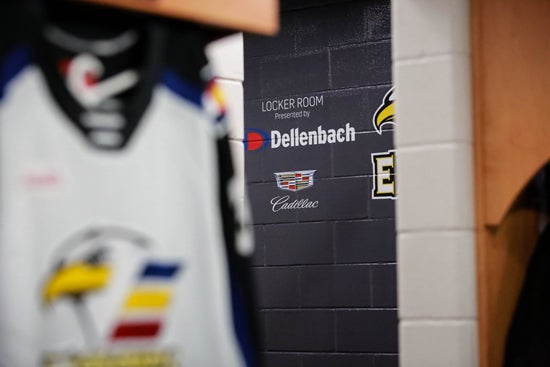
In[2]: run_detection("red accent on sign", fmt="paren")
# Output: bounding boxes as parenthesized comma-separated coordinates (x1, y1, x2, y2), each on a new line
(246, 132, 266, 151)
(111, 321, 162, 339)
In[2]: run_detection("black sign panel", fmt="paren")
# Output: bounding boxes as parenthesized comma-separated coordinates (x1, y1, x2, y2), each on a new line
(245, 87, 395, 223)
(244, 0, 397, 364)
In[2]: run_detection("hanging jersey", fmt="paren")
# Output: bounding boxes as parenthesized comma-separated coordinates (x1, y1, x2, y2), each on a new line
(0, 10, 256, 367)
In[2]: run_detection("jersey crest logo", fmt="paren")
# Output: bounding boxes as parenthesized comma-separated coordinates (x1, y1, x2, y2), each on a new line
(373, 88, 395, 134)
(41, 227, 183, 362)
(274, 170, 316, 192)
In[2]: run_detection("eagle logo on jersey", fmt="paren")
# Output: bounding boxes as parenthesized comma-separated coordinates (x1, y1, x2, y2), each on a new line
(373, 88, 395, 134)
(41, 227, 183, 357)
(43, 246, 111, 304)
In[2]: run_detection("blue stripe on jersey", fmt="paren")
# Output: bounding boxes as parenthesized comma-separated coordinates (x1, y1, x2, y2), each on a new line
(140, 262, 181, 279)
(160, 69, 203, 107)
(0, 46, 31, 101)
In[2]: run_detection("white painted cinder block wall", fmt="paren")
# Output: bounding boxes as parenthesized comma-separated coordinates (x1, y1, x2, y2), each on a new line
(206, 33, 247, 223)
(392, 0, 478, 366)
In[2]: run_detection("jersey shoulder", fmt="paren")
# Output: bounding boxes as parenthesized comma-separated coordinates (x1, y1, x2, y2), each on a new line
(160, 69, 227, 131)
(0, 46, 32, 101)
(0, 2, 33, 100)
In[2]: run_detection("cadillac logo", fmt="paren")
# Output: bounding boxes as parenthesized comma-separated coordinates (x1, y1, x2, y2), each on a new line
(274, 170, 316, 192)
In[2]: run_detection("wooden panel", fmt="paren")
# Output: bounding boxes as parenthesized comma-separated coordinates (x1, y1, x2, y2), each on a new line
(74, 0, 279, 35)
(473, 0, 550, 366)
(472, 0, 550, 226)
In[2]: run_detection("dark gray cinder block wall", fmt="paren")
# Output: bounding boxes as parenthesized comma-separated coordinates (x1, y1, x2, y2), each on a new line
(244, 1, 397, 366)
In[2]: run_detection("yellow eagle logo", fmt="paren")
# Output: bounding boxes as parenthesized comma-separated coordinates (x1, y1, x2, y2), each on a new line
(373, 88, 394, 134)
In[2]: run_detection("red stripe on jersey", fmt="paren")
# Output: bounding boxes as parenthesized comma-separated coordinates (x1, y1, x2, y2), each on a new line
(111, 321, 162, 339)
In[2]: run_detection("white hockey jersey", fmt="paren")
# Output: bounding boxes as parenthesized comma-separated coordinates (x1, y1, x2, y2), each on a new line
(0, 16, 255, 367)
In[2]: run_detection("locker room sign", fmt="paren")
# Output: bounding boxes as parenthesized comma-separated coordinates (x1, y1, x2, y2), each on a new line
(245, 88, 396, 224)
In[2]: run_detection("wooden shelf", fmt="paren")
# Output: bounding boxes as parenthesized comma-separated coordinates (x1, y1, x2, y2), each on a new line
(74, 0, 279, 35)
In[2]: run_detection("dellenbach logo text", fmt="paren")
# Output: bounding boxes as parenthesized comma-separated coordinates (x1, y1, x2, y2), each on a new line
(245, 124, 356, 151)
(272, 124, 355, 148)
(271, 170, 319, 213)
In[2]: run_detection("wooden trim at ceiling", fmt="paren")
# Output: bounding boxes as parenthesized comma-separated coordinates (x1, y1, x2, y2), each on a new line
(73, 0, 279, 35)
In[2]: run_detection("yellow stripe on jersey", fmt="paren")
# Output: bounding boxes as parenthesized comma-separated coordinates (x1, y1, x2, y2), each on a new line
(124, 290, 172, 310)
